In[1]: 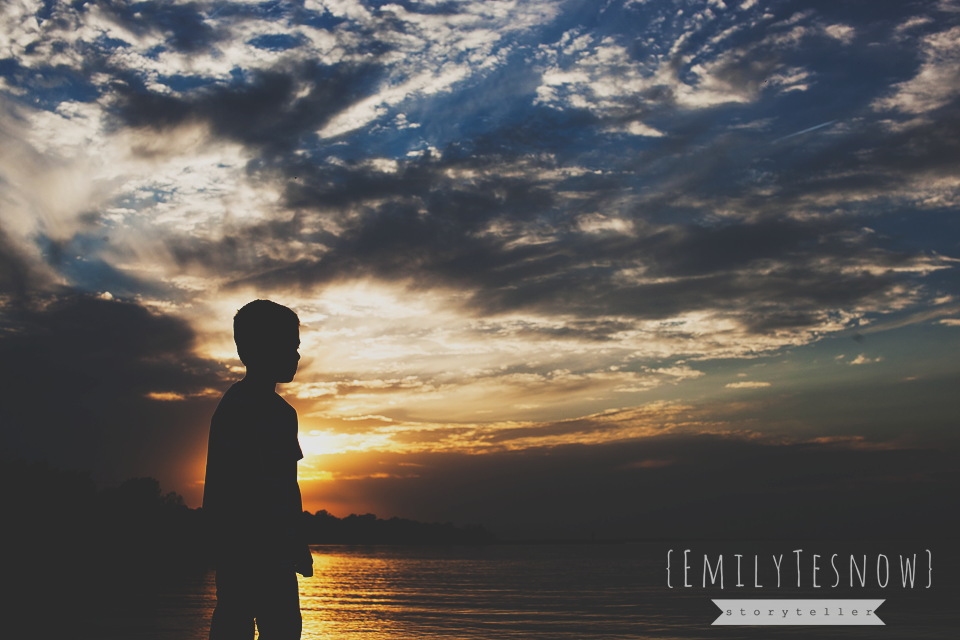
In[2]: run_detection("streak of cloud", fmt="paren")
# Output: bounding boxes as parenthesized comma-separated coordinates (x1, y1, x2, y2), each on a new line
(771, 119, 838, 143)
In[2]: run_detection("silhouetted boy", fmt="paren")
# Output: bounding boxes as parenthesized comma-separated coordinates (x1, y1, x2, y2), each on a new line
(203, 300, 313, 639)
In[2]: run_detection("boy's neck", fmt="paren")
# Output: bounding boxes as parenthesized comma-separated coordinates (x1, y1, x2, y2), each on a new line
(241, 370, 278, 393)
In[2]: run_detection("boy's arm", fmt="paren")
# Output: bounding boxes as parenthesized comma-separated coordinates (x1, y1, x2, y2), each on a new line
(294, 482, 314, 577)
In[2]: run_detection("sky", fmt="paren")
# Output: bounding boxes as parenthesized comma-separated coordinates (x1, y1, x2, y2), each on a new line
(2, 0, 959, 539)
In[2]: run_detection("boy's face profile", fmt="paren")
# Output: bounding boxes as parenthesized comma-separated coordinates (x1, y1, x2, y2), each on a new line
(247, 325, 300, 383)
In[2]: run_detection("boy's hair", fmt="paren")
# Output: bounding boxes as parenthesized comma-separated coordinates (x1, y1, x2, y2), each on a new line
(233, 300, 300, 366)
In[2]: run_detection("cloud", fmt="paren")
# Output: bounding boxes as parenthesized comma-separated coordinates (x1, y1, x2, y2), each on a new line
(0, 293, 226, 492)
(873, 26, 960, 115)
(823, 24, 855, 44)
(162, 147, 945, 334)
(110, 60, 382, 154)
(0, 222, 48, 299)
(725, 381, 770, 388)
(532, 5, 826, 130)
(650, 365, 705, 380)
(315, 0, 563, 136)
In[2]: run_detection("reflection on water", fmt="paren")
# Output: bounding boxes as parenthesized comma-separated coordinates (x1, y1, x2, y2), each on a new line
(90, 567, 216, 640)
(300, 545, 665, 640)
(85, 543, 958, 640)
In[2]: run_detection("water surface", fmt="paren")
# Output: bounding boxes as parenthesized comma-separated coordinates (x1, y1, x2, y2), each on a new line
(86, 542, 958, 639)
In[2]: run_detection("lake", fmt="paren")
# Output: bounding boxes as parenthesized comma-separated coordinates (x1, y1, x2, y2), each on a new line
(81, 542, 958, 639)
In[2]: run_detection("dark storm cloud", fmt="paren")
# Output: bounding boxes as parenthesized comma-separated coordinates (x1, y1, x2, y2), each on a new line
(509, 318, 637, 342)
(308, 434, 960, 539)
(91, 0, 219, 53)
(162, 143, 940, 333)
(478, 415, 616, 445)
(711, 101, 960, 217)
(110, 60, 382, 154)
(0, 225, 44, 300)
(163, 151, 557, 282)
(0, 294, 226, 482)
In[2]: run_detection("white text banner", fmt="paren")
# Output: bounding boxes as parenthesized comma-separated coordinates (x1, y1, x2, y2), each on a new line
(711, 599, 885, 625)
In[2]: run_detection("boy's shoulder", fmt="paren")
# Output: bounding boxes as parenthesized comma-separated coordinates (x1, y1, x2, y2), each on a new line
(215, 381, 250, 411)
(215, 380, 295, 417)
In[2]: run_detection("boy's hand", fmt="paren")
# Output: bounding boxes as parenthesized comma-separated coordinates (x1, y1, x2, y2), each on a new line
(296, 545, 314, 577)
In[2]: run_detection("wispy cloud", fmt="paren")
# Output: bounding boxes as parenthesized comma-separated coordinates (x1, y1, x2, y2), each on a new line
(771, 119, 838, 143)
(725, 381, 771, 388)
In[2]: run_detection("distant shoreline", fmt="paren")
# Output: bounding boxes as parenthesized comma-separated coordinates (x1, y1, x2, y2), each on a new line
(309, 535, 958, 546)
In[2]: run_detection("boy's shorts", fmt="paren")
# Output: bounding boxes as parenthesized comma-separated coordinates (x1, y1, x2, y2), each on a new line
(209, 562, 302, 639)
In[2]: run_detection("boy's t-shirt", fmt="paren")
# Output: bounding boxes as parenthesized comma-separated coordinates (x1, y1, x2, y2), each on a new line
(203, 379, 306, 567)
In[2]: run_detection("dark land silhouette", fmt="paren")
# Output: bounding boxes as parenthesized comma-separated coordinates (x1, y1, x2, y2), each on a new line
(4, 458, 496, 552)
(3, 458, 497, 556)
(302, 510, 496, 545)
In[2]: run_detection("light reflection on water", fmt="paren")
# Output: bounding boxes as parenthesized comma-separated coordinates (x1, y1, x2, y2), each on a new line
(298, 545, 667, 640)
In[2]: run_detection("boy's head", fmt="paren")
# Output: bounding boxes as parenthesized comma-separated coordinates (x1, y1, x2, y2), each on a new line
(234, 300, 300, 383)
